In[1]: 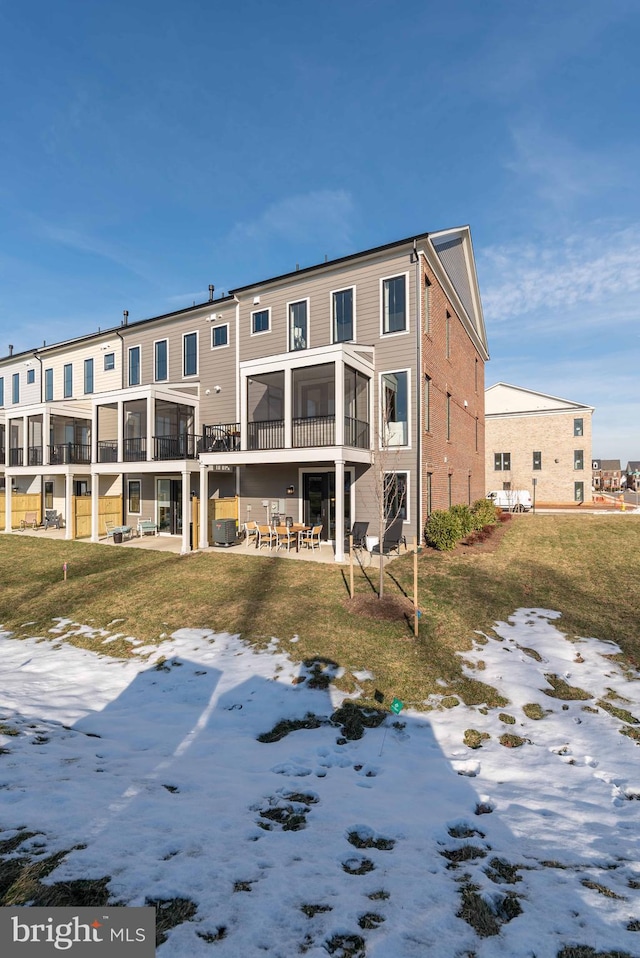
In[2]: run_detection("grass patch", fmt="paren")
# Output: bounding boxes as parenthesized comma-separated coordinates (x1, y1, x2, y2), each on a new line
(347, 829, 395, 851)
(301, 903, 332, 918)
(464, 729, 490, 749)
(499, 733, 526, 748)
(523, 703, 549, 720)
(557, 948, 636, 958)
(596, 699, 639, 724)
(543, 675, 592, 701)
(580, 879, 626, 900)
(146, 896, 197, 946)
(498, 712, 516, 725)
(440, 845, 487, 866)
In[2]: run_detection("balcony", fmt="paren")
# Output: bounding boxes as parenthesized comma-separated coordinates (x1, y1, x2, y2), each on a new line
(28, 446, 43, 466)
(201, 417, 370, 454)
(49, 443, 92, 465)
(153, 434, 198, 460)
(9, 448, 23, 467)
(124, 437, 147, 462)
(97, 440, 118, 463)
(247, 420, 284, 451)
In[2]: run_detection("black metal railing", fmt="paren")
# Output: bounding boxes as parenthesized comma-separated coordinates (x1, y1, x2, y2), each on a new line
(0, 447, 5, 464)
(199, 423, 241, 453)
(124, 437, 147, 461)
(292, 416, 335, 448)
(9, 448, 23, 466)
(247, 419, 285, 450)
(49, 443, 91, 465)
(153, 434, 197, 460)
(28, 446, 43, 466)
(97, 440, 118, 463)
(344, 417, 370, 449)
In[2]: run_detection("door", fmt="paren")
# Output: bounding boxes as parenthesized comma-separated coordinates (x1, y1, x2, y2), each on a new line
(157, 478, 182, 534)
(303, 472, 351, 542)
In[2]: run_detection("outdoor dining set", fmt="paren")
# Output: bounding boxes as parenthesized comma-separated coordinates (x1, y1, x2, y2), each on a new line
(244, 518, 323, 553)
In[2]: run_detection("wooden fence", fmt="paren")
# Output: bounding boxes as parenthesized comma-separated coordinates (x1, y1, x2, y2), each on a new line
(73, 496, 123, 538)
(0, 493, 42, 529)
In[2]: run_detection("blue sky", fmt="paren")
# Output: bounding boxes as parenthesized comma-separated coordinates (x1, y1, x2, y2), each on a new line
(1, 0, 638, 462)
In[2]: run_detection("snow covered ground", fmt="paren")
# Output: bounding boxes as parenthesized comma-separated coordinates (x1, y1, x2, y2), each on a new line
(1, 609, 639, 957)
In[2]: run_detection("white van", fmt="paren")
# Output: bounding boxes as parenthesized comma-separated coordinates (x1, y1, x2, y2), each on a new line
(487, 489, 532, 513)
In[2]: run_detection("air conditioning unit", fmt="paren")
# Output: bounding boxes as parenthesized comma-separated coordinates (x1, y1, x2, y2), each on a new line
(212, 518, 237, 547)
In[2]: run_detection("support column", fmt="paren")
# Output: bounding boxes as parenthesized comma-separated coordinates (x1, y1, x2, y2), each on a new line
(334, 458, 345, 563)
(91, 472, 100, 542)
(146, 395, 153, 461)
(4, 479, 12, 532)
(42, 406, 51, 466)
(199, 463, 208, 549)
(181, 467, 190, 554)
(117, 400, 124, 460)
(64, 476, 73, 540)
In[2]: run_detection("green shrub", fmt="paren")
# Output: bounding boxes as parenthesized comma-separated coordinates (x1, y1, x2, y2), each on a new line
(470, 498, 499, 530)
(424, 510, 464, 551)
(450, 504, 475, 537)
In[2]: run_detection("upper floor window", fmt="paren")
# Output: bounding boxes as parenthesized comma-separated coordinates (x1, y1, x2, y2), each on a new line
(12, 372, 19, 404)
(155, 340, 168, 382)
(252, 309, 270, 335)
(424, 374, 431, 432)
(382, 275, 407, 334)
(211, 324, 229, 349)
(27, 368, 35, 385)
(332, 288, 354, 343)
(533, 451, 542, 470)
(44, 368, 53, 402)
(446, 392, 451, 440)
(104, 352, 115, 371)
(0, 376, 4, 407)
(574, 418, 583, 437)
(63, 364, 72, 398)
(494, 452, 511, 470)
(289, 300, 308, 351)
(128, 346, 141, 386)
(183, 332, 198, 376)
(446, 311, 451, 357)
(84, 358, 94, 395)
(381, 370, 408, 446)
(424, 276, 431, 335)
(574, 449, 584, 470)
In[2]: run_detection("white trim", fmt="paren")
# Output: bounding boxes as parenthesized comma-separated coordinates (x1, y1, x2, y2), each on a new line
(127, 477, 142, 515)
(287, 297, 310, 352)
(383, 469, 410, 524)
(379, 271, 410, 337)
(182, 330, 199, 378)
(127, 344, 142, 387)
(210, 323, 230, 350)
(250, 306, 271, 337)
(378, 367, 412, 450)
(153, 337, 169, 383)
(330, 285, 356, 344)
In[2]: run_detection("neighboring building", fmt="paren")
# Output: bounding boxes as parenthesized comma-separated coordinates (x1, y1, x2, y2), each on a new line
(0, 227, 489, 558)
(592, 459, 622, 492)
(624, 461, 640, 491)
(485, 383, 594, 505)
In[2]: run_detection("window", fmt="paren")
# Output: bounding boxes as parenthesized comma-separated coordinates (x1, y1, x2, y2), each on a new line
(446, 392, 451, 440)
(446, 311, 451, 358)
(44, 481, 54, 510)
(382, 275, 406, 333)
(128, 479, 141, 515)
(424, 374, 431, 432)
(0, 377, 4, 407)
(128, 346, 141, 386)
(12, 372, 19, 404)
(183, 332, 198, 376)
(27, 368, 35, 385)
(424, 276, 431, 335)
(289, 300, 308, 350)
(384, 471, 408, 521)
(252, 309, 270, 335)
(475, 357, 478, 392)
(381, 371, 408, 446)
(84, 358, 94, 394)
(494, 452, 511, 470)
(533, 451, 542, 470)
(155, 340, 168, 382)
(104, 352, 115, 371)
(426, 471, 433, 517)
(574, 418, 583, 437)
(211, 324, 229, 349)
(574, 481, 584, 503)
(44, 368, 53, 402)
(63, 365, 73, 397)
(574, 449, 584, 470)
(332, 288, 354, 342)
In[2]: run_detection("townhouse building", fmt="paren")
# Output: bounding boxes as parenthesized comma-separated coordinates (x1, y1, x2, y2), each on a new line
(485, 383, 594, 505)
(0, 227, 489, 559)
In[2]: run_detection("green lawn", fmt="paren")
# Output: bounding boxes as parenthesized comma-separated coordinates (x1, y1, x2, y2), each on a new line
(1, 514, 638, 710)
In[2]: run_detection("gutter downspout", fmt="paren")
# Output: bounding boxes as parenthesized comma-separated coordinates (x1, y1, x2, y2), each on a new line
(414, 240, 423, 547)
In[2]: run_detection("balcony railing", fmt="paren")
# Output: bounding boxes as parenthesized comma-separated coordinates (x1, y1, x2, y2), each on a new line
(199, 423, 241, 453)
(124, 437, 147, 462)
(28, 446, 43, 466)
(97, 440, 118, 463)
(247, 419, 285, 451)
(49, 443, 91, 465)
(0, 447, 4, 465)
(153, 434, 197, 460)
(9, 448, 23, 467)
(344, 417, 370, 449)
(292, 416, 335, 447)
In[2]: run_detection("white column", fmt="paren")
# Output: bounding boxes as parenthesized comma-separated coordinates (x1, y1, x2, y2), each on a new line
(335, 356, 344, 446)
(91, 473, 100, 542)
(22, 415, 27, 463)
(42, 406, 51, 465)
(181, 468, 190, 554)
(91, 403, 98, 465)
(117, 400, 124, 460)
(64, 476, 73, 540)
(4, 479, 12, 532)
(284, 368, 292, 447)
(199, 463, 208, 549)
(334, 458, 345, 562)
(146, 394, 154, 461)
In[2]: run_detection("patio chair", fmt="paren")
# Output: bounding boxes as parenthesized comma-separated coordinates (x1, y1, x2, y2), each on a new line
(137, 518, 158, 536)
(20, 511, 39, 530)
(299, 524, 322, 552)
(244, 520, 258, 544)
(348, 521, 369, 550)
(275, 525, 295, 551)
(379, 519, 407, 556)
(43, 510, 61, 530)
(105, 520, 133, 541)
(256, 524, 277, 550)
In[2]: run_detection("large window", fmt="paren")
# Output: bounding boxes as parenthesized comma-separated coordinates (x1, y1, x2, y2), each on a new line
(183, 332, 198, 376)
(63, 364, 72, 398)
(381, 370, 408, 446)
(155, 340, 168, 381)
(332, 288, 354, 342)
(44, 368, 53, 401)
(289, 300, 308, 351)
(446, 311, 451, 357)
(84, 358, 94, 394)
(384, 471, 408, 521)
(12, 372, 19, 404)
(128, 479, 141, 515)
(574, 481, 584, 503)
(382, 275, 407, 333)
(424, 375, 431, 432)
(0, 376, 4, 407)
(446, 392, 451, 440)
(211, 324, 229, 349)
(533, 451, 542, 470)
(252, 309, 270, 335)
(574, 418, 583, 437)
(128, 346, 141, 386)
(494, 452, 511, 470)
(574, 449, 584, 470)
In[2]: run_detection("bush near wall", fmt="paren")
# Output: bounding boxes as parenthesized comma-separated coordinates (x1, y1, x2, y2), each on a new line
(424, 499, 499, 551)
